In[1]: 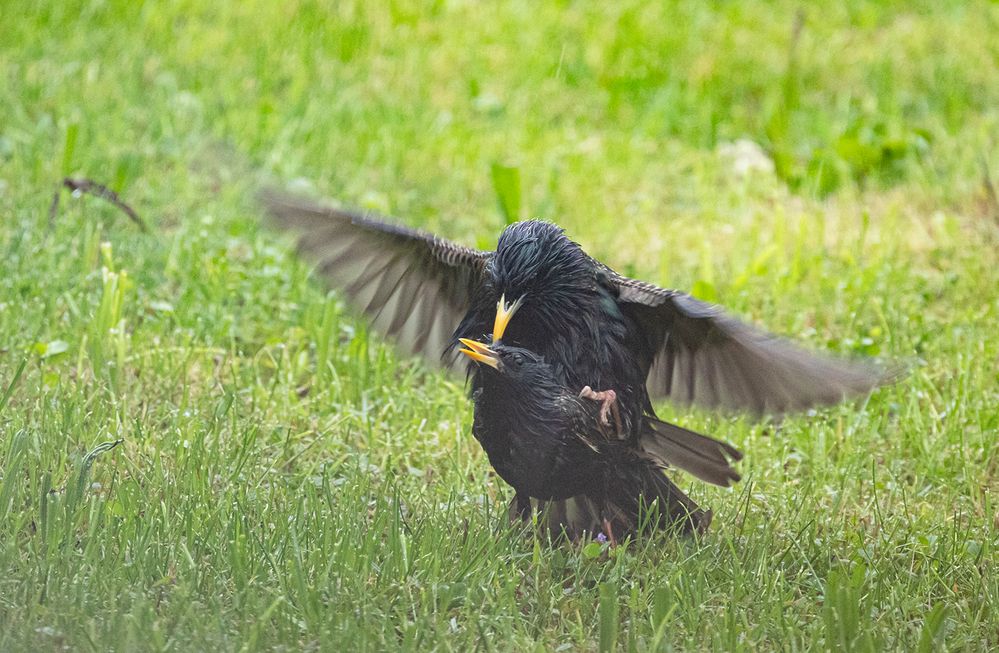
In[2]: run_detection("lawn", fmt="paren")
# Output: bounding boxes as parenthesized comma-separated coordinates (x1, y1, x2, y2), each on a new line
(1, 1, 997, 650)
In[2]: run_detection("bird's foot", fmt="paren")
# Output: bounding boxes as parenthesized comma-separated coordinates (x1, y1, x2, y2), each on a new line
(579, 386, 623, 436)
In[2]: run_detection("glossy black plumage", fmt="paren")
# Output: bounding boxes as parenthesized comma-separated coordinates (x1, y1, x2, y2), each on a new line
(462, 342, 720, 537)
(261, 190, 892, 534)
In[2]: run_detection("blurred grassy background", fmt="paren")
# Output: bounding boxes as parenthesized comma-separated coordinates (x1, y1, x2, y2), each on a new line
(1, 1, 997, 650)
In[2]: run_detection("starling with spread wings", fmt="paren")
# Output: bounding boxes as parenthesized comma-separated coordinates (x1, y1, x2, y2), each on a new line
(261, 190, 891, 534)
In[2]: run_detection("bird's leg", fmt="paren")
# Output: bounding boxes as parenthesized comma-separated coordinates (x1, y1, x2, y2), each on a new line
(579, 386, 623, 437)
(601, 516, 618, 547)
(514, 493, 532, 520)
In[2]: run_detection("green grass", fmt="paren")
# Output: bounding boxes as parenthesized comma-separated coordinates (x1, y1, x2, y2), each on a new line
(2, 0, 998, 650)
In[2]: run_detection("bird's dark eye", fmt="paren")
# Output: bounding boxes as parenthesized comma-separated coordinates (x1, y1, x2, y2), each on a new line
(510, 353, 524, 367)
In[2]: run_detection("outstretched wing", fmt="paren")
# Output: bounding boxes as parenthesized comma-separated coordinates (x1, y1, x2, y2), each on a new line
(611, 273, 893, 414)
(261, 190, 490, 368)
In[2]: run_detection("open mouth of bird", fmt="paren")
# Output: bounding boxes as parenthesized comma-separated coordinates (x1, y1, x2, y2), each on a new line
(458, 338, 499, 369)
(458, 294, 524, 369)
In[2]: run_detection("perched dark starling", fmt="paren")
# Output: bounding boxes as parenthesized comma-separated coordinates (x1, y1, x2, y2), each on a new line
(261, 191, 892, 534)
(458, 307, 741, 540)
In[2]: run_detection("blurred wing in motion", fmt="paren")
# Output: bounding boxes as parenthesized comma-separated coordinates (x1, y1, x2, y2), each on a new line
(261, 190, 490, 368)
(612, 273, 894, 414)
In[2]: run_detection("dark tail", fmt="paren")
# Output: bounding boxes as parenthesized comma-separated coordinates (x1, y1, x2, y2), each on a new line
(511, 464, 712, 541)
(639, 417, 743, 487)
(609, 460, 713, 535)
(511, 417, 740, 540)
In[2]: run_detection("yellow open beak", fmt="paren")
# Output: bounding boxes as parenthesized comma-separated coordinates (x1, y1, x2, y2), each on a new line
(492, 294, 524, 342)
(458, 338, 500, 369)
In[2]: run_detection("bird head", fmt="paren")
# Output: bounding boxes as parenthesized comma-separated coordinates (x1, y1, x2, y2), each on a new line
(487, 221, 595, 342)
(457, 338, 546, 377)
(492, 221, 588, 294)
(459, 294, 549, 381)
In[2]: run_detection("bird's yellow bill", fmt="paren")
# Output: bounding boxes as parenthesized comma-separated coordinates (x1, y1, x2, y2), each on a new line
(458, 338, 500, 369)
(493, 294, 524, 342)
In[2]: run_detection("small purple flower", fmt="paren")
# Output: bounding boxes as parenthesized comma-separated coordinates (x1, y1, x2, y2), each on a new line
(595, 532, 608, 544)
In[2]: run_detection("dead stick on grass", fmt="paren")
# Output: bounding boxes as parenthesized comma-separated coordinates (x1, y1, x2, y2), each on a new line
(49, 177, 148, 232)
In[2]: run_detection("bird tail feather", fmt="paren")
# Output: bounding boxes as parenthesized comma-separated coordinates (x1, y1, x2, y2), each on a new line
(508, 418, 739, 540)
(510, 465, 711, 541)
(639, 417, 743, 487)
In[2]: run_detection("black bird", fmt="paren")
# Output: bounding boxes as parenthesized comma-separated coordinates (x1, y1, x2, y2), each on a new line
(261, 191, 890, 534)
(458, 304, 741, 540)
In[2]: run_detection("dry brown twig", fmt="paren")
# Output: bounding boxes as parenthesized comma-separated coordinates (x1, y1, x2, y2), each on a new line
(49, 177, 148, 232)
